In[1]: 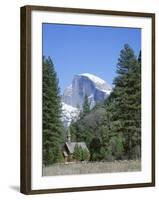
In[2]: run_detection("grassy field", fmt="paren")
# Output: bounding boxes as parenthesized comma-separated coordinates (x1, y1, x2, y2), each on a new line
(43, 160, 141, 176)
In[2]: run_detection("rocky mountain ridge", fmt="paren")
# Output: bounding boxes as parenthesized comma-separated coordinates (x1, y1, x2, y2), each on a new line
(61, 73, 112, 126)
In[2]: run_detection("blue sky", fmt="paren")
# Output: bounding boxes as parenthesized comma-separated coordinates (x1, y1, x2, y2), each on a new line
(43, 23, 141, 93)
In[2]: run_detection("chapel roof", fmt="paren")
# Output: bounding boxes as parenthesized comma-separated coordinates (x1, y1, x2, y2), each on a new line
(65, 142, 89, 154)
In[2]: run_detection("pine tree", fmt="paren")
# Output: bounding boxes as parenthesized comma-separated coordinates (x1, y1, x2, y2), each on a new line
(138, 50, 141, 63)
(81, 148, 90, 161)
(81, 95, 90, 117)
(106, 44, 141, 159)
(89, 137, 102, 161)
(42, 56, 64, 165)
(73, 144, 82, 161)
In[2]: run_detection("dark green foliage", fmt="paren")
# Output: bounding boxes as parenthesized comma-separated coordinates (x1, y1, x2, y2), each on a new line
(138, 50, 141, 63)
(79, 95, 90, 119)
(81, 148, 90, 161)
(70, 105, 107, 161)
(90, 137, 105, 161)
(110, 135, 124, 159)
(83, 95, 90, 115)
(42, 56, 64, 165)
(73, 144, 82, 161)
(73, 144, 89, 161)
(70, 106, 106, 145)
(105, 44, 141, 159)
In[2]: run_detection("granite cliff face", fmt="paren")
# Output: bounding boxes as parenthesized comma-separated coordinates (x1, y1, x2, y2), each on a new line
(61, 73, 112, 127)
(62, 73, 112, 109)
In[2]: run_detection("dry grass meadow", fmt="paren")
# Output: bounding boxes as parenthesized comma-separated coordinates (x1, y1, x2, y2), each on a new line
(43, 160, 141, 176)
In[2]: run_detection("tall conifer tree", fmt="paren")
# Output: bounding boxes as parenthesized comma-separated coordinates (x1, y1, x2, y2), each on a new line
(82, 95, 90, 116)
(42, 56, 64, 165)
(106, 44, 141, 159)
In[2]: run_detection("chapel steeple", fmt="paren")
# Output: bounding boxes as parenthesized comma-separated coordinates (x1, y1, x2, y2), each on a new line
(67, 127, 71, 143)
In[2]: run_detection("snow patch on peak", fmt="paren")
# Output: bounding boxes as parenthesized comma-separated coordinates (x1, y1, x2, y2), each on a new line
(80, 73, 106, 85)
(79, 73, 112, 92)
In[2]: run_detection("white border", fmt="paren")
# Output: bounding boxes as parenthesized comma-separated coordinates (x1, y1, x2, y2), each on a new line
(31, 10, 152, 190)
